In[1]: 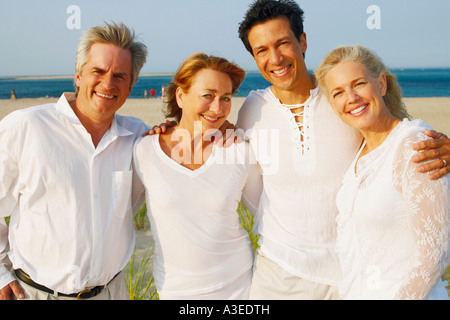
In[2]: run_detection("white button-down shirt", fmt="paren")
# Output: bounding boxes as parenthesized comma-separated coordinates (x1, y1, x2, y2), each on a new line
(0, 93, 147, 294)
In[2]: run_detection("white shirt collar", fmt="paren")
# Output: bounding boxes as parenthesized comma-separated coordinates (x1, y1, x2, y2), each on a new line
(56, 92, 133, 138)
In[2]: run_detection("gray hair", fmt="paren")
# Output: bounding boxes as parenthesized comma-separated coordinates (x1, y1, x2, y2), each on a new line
(74, 22, 148, 94)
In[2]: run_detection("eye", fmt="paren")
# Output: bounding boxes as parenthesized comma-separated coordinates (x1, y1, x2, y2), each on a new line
(255, 48, 266, 56)
(332, 91, 342, 98)
(221, 96, 231, 102)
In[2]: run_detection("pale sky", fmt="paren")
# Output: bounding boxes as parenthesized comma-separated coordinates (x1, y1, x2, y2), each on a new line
(0, 0, 449, 77)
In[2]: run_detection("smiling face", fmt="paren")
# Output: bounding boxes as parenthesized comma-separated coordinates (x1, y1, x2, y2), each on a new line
(74, 42, 132, 124)
(248, 17, 308, 97)
(325, 61, 394, 133)
(176, 68, 232, 133)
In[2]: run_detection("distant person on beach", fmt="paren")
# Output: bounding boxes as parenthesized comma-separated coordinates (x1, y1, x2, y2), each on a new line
(133, 53, 262, 299)
(234, 0, 450, 299)
(150, 88, 155, 98)
(315, 44, 450, 299)
(10, 89, 16, 101)
(0, 22, 149, 300)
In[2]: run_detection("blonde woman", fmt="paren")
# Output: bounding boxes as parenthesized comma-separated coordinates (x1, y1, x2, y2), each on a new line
(316, 45, 450, 299)
(133, 53, 262, 300)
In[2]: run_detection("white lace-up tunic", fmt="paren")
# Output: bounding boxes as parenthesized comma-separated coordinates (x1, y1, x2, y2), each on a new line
(336, 119, 450, 299)
(236, 87, 362, 286)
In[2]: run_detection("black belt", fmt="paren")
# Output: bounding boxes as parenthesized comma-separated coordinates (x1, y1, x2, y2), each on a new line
(14, 269, 118, 299)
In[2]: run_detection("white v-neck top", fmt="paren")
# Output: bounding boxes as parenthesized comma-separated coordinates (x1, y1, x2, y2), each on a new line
(236, 87, 362, 286)
(133, 134, 262, 297)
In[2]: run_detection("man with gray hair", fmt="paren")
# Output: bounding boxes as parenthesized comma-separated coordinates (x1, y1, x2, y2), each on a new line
(0, 22, 148, 300)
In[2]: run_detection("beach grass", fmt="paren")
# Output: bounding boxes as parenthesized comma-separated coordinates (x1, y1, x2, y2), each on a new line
(126, 245, 159, 300)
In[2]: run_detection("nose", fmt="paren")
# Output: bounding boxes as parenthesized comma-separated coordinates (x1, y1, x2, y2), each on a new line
(347, 88, 360, 103)
(209, 98, 221, 113)
(101, 72, 115, 90)
(269, 48, 283, 65)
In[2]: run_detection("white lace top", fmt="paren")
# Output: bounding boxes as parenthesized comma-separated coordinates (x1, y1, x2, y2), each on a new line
(336, 119, 450, 299)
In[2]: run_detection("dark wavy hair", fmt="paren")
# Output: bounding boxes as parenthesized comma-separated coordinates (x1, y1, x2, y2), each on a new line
(238, 0, 305, 56)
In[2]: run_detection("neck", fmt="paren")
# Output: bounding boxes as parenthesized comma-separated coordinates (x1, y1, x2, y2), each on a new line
(70, 99, 113, 148)
(167, 121, 216, 167)
(271, 73, 316, 105)
(360, 115, 400, 156)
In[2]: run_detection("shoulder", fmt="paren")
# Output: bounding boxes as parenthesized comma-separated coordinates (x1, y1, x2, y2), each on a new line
(115, 114, 149, 132)
(239, 89, 272, 112)
(395, 119, 432, 147)
(134, 133, 157, 153)
(391, 119, 433, 169)
(0, 103, 56, 130)
(236, 88, 274, 130)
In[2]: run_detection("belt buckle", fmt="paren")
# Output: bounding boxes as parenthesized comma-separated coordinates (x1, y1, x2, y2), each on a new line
(77, 288, 92, 300)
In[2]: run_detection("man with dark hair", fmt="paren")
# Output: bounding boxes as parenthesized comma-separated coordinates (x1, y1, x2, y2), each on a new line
(236, 0, 450, 299)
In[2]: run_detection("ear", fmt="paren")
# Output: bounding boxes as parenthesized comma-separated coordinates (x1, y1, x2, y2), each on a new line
(75, 72, 82, 88)
(175, 87, 184, 109)
(378, 73, 387, 97)
(300, 33, 307, 54)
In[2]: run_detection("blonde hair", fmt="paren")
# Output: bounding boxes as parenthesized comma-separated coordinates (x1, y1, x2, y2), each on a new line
(315, 45, 410, 120)
(74, 22, 147, 94)
(164, 53, 245, 122)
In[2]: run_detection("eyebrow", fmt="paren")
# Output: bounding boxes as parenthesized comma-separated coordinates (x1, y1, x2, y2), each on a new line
(252, 36, 291, 52)
(92, 67, 130, 78)
(205, 88, 233, 96)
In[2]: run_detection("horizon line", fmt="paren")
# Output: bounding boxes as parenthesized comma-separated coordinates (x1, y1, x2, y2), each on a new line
(2, 67, 450, 80)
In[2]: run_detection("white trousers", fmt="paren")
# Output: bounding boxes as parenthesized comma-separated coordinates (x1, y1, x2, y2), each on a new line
(249, 253, 341, 300)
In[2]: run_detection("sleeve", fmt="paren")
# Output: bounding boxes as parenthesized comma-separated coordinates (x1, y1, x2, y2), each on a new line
(131, 137, 146, 216)
(0, 113, 22, 288)
(393, 132, 450, 300)
(235, 91, 265, 138)
(240, 143, 263, 216)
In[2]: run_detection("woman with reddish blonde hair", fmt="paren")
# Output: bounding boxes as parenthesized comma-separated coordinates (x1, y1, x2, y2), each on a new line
(133, 53, 262, 300)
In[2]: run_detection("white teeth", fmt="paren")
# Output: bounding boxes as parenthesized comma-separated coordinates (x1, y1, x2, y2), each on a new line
(96, 92, 114, 99)
(273, 66, 290, 74)
(203, 115, 219, 122)
(350, 104, 368, 115)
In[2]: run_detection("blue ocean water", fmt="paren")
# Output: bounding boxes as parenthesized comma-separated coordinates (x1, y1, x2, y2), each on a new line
(1, 68, 449, 100)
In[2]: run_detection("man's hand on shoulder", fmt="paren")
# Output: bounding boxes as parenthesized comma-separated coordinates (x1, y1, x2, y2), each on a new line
(412, 130, 450, 180)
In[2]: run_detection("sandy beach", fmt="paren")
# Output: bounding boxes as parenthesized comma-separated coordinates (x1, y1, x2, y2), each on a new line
(0, 96, 448, 135)
(1, 96, 449, 297)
